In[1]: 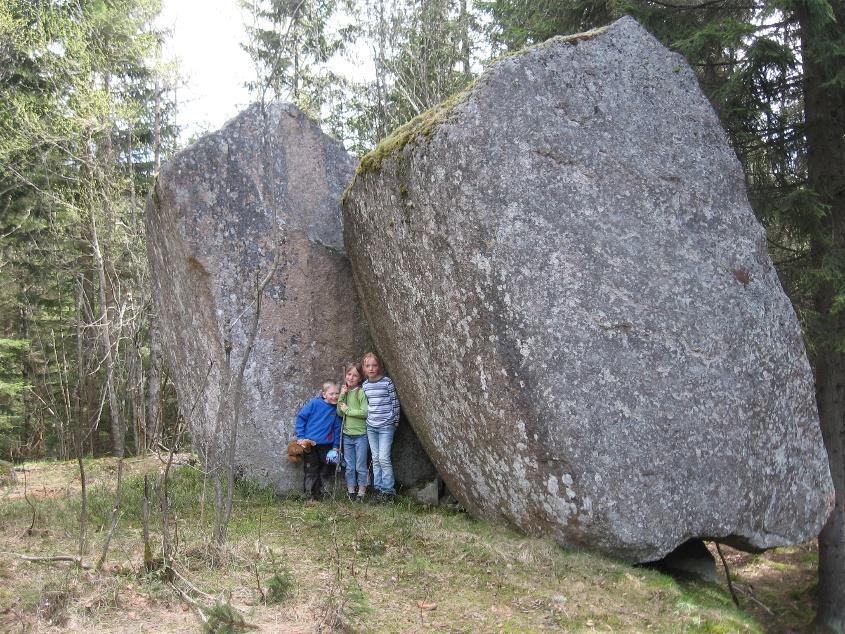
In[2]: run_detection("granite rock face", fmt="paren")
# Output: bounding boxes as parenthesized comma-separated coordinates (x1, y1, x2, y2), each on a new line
(343, 18, 834, 561)
(147, 102, 433, 492)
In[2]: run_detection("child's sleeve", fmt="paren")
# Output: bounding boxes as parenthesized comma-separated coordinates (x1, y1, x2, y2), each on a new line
(389, 379, 400, 425)
(345, 390, 368, 419)
(294, 400, 311, 438)
(336, 391, 347, 417)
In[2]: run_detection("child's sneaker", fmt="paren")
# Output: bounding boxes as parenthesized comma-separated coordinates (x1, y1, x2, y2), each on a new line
(347, 492, 356, 502)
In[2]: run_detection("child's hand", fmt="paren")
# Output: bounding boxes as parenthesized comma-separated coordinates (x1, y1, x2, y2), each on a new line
(297, 438, 315, 448)
(340, 403, 348, 413)
(340, 385, 348, 396)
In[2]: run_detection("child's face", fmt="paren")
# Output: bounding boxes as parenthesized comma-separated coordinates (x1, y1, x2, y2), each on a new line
(324, 386, 340, 405)
(363, 357, 380, 380)
(345, 367, 361, 387)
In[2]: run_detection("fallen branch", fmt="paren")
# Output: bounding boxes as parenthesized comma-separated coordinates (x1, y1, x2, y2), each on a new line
(1, 552, 91, 569)
(170, 565, 218, 603)
(170, 583, 209, 626)
(167, 563, 258, 630)
(733, 582, 775, 615)
(714, 542, 740, 607)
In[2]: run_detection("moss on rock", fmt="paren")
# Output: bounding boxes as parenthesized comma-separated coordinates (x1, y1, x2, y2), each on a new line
(355, 85, 478, 178)
(345, 23, 612, 197)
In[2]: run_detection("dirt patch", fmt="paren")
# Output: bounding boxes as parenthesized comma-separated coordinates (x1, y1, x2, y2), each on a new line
(1, 455, 193, 502)
(711, 542, 818, 633)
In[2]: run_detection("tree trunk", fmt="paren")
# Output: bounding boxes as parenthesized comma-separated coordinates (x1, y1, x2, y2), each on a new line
(130, 333, 145, 455)
(77, 264, 100, 456)
(91, 212, 124, 459)
(817, 349, 845, 632)
(146, 319, 163, 450)
(798, 0, 845, 630)
(459, 0, 471, 81)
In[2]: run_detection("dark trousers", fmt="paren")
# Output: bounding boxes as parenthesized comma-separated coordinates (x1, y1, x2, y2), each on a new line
(303, 444, 335, 500)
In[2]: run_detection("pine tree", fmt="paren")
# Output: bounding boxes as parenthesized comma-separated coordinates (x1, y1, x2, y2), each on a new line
(0, 0, 178, 460)
(242, 0, 347, 118)
(333, 0, 481, 155)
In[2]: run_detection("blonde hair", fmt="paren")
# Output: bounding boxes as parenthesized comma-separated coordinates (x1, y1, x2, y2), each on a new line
(344, 362, 363, 386)
(322, 381, 339, 394)
(361, 352, 381, 368)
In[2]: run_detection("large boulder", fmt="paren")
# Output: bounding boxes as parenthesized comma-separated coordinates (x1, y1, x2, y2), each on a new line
(342, 17, 834, 561)
(146, 102, 433, 492)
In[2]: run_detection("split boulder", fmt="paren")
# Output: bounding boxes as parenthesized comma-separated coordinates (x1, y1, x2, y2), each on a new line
(146, 102, 433, 492)
(342, 17, 834, 561)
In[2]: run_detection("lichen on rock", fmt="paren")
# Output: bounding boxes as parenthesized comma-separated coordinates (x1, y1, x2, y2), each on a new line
(342, 17, 834, 562)
(147, 102, 435, 492)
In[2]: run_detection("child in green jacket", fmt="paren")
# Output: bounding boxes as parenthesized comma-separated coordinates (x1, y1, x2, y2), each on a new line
(338, 362, 369, 502)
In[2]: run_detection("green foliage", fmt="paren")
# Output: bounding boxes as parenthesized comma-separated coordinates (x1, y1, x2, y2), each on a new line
(235, 477, 279, 506)
(480, 0, 623, 50)
(327, 0, 481, 156)
(344, 578, 372, 618)
(264, 557, 296, 604)
(242, 0, 347, 118)
(0, 338, 30, 456)
(0, 0, 179, 461)
(353, 80, 477, 178)
(203, 602, 250, 634)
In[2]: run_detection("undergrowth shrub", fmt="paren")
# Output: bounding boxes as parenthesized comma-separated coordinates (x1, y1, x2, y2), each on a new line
(203, 602, 249, 634)
(36, 577, 74, 626)
(60, 466, 211, 528)
(258, 547, 295, 604)
(265, 565, 295, 604)
(345, 579, 372, 619)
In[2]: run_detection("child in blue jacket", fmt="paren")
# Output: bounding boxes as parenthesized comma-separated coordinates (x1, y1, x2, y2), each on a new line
(295, 381, 342, 501)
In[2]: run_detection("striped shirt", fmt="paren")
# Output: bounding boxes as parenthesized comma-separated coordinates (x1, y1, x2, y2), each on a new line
(362, 376, 400, 428)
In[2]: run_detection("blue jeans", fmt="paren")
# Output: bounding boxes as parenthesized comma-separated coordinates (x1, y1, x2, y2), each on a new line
(367, 425, 396, 493)
(343, 433, 369, 490)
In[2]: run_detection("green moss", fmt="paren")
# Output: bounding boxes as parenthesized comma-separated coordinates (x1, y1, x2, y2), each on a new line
(485, 24, 611, 67)
(355, 84, 479, 179)
(341, 23, 613, 210)
(340, 83, 478, 208)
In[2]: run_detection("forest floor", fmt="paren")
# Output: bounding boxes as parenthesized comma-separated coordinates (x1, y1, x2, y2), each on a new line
(0, 456, 819, 632)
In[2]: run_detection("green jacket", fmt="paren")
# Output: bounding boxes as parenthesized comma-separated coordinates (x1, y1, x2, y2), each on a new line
(337, 387, 368, 436)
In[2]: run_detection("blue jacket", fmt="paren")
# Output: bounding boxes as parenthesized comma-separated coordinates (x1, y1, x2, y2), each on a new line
(295, 397, 342, 447)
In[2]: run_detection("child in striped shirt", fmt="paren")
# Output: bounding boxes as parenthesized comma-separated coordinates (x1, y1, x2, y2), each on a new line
(361, 352, 400, 501)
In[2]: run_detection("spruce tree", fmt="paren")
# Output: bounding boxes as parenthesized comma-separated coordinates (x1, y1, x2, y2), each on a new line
(0, 0, 177, 460)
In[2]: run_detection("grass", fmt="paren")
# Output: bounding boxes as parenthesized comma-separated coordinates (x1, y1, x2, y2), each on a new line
(0, 457, 819, 632)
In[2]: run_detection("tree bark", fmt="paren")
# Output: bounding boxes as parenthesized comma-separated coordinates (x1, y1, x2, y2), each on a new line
(459, 0, 472, 81)
(817, 349, 845, 632)
(78, 249, 99, 456)
(91, 212, 124, 459)
(146, 319, 163, 451)
(798, 0, 845, 630)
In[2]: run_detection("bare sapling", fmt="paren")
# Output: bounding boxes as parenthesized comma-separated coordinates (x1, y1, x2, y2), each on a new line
(90, 206, 127, 572)
(157, 362, 213, 569)
(210, 251, 280, 548)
